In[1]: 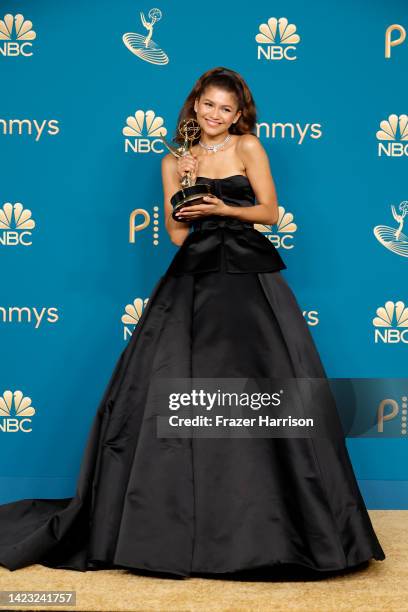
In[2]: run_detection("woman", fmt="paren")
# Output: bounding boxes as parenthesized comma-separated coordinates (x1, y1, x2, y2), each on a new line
(0, 67, 385, 578)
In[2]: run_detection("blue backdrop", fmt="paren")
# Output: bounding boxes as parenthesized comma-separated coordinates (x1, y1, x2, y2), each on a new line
(1, 0, 407, 508)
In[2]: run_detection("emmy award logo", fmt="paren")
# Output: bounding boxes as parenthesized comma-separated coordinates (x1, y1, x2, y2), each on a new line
(122, 8, 169, 65)
(373, 200, 408, 257)
(159, 119, 213, 221)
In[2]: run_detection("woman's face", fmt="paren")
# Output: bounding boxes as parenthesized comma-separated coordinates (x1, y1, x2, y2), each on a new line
(194, 85, 242, 136)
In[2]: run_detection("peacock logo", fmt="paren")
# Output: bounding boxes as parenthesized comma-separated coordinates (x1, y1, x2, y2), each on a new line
(255, 17, 300, 61)
(373, 200, 408, 257)
(122, 297, 149, 340)
(0, 390, 36, 433)
(255, 206, 297, 249)
(376, 114, 408, 157)
(122, 109, 167, 154)
(123, 7, 169, 65)
(0, 202, 36, 247)
(372, 300, 408, 344)
(0, 14, 36, 56)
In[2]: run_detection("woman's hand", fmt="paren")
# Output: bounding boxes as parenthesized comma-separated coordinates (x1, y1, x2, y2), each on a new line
(175, 194, 229, 221)
(177, 152, 198, 183)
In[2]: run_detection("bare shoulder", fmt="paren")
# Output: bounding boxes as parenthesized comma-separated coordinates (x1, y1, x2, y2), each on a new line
(236, 133, 263, 154)
(236, 133, 265, 160)
(237, 134, 262, 151)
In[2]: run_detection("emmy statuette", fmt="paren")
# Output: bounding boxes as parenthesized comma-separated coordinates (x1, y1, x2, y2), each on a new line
(159, 119, 213, 222)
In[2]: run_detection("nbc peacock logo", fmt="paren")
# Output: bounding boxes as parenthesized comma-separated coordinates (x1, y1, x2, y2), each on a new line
(121, 297, 149, 340)
(373, 200, 408, 257)
(0, 202, 36, 246)
(123, 7, 169, 65)
(372, 300, 408, 344)
(255, 17, 300, 61)
(254, 206, 297, 249)
(0, 390, 36, 433)
(376, 114, 408, 157)
(377, 395, 407, 436)
(129, 206, 160, 245)
(123, 109, 167, 154)
(0, 14, 36, 57)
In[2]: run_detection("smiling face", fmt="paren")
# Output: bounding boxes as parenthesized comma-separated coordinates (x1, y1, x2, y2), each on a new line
(194, 85, 242, 137)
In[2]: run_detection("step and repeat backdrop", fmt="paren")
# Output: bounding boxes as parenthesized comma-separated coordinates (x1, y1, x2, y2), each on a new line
(0, 0, 407, 508)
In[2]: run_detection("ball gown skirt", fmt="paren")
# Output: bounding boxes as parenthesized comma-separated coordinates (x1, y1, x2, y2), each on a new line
(0, 175, 385, 577)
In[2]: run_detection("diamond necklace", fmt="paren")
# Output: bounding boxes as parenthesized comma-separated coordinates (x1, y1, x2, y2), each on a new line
(198, 133, 231, 153)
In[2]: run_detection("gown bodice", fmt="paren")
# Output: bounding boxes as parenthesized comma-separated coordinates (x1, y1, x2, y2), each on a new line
(167, 175, 287, 276)
(195, 174, 257, 213)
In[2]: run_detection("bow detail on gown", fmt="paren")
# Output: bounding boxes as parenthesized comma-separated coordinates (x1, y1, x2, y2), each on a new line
(167, 217, 287, 275)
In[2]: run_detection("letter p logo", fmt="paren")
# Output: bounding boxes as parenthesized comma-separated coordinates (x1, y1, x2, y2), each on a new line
(385, 24, 406, 58)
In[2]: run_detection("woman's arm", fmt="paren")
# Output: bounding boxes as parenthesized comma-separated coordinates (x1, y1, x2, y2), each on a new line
(161, 153, 191, 246)
(226, 134, 279, 225)
(174, 135, 280, 226)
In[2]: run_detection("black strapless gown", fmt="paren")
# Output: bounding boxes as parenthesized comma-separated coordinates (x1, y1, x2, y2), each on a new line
(0, 175, 385, 577)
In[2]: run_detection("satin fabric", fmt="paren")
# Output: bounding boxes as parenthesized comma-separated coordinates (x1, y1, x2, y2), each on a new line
(0, 175, 385, 576)
(168, 175, 286, 275)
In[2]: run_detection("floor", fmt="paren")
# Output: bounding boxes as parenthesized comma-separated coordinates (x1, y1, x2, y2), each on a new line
(0, 511, 403, 612)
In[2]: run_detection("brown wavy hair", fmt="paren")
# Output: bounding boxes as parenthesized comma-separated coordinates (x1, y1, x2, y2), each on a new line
(173, 66, 257, 146)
